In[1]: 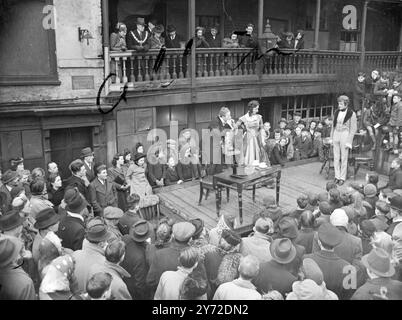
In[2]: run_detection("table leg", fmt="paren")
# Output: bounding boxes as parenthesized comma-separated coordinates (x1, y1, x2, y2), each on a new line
(252, 184, 256, 202)
(276, 172, 281, 205)
(198, 184, 203, 205)
(238, 185, 243, 225)
(215, 186, 222, 218)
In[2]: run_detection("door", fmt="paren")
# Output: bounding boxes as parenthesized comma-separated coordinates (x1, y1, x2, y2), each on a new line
(50, 127, 92, 179)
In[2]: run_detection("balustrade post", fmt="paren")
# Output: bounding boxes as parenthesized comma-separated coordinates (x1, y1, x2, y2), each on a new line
(144, 55, 150, 81)
(215, 53, 221, 76)
(129, 56, 135, 85)
(114, 57, 121, 84)
(209, 54, 214, 77)
(137, 56, 143, 82)
(203, 54, 209, 77)
(172, 54, 178, 79)
(179, 54, 184, 79)
(197, 54, 202, 77)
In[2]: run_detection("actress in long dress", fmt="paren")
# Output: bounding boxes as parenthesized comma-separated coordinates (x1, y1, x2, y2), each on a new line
(237, 100, 264, 166)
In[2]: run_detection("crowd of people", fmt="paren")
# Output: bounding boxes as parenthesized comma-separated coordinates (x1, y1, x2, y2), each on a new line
(109, 17, 304, 52)
(1, 145, 402, 300)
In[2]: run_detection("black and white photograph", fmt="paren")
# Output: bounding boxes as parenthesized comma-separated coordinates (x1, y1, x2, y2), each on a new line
(1, 0, 402, 305)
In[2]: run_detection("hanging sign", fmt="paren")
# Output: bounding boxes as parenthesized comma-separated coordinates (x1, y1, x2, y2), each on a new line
(342, 5, 357, 30)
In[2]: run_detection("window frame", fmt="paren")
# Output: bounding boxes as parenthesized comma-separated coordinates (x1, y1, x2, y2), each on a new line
(0, 0, 60, 86)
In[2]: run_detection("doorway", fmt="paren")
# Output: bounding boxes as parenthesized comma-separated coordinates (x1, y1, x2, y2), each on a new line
(50, 127, 92, 179)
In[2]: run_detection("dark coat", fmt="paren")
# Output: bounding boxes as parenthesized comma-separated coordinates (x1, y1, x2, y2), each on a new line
(205, 34, 221, 47)
(305, 250, 353, 300)
(165, 33, 184, 49)
(270, 144, 287, 166)
(121, 235, 149, 300)
(118, 211, 141, 236)
(146, 241, 189, 293)
(64, 175, 90, 202)
(0, 267, 36, 300)
(295, 228, 315, 254)
(127, 29, 151, 51)
(364, 196, 378, 219)
(47, 187, 65, 212)
(351, 278, 402, 300)
(164, 166, 181, 186)
(57, 215, 85, 251)
(107, 167, 129, 211)
(387, 168, 402, 190)
(195, 36, 210, 48)
(239, 34, 259, 49)
(253, 260, 297, 296)
(297, 136, 313, 159)
(147, 163, 166, 186)
(89, 178, 118, 217)
(0, 184, 12, 213)
(177, 162, 199, 181)
(83, 161, 96, 182)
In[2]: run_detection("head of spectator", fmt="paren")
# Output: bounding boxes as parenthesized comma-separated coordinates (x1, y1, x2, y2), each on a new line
(69, 159, 86, 179)
(294, 126, 302, 137)
(172, 221, 196, 245)
(297, 194, 309, 210)
(10, 157, 24, 173)
(301, 128, 309, 138)
(130, 219, 153, 244)
(366, 173, 379, 186)
(245, 23, 254, 35)
(48, 173, 62, 192)
(30, 177, 47, 196)
(86, 218, 112, 250)
(115, 22, 127, 37)
(135, 17, 146, 33)
(0, 236, 24, 270)
(279, 136, 287, 147)
(263, 122, 271, 133)
(298, 121, 306, 130)
(253, 217, 274, 235)
(0, 209, 24, 238)
(179, 270, 208, 300)
(95, 165, 108, 183)
(359, 219, 376, 240)
(329, 188, 341, 204)
(47, 161, 59, 176)
(287, 279, 324, 300)
(317, 121, 324, 130)
(278, 216, 298, 240)
(104, 206, 124, 229)
(190, 218, 206, 241)
(274, 128, 282, 141)
(195, 26, 205, 38)
(270, 238, 296, 265)
(219, 229, 241, 251)
(379, 188, 396, 204)
(313, 129, 322, 140)
(123, 149, 132, 164)
(295, 30, 304, 40)
(318, 201, 333, 217)
(167, 24, 177, 39)
(324, 116, 332, 126)
(364, 184, 377, 199)
(326, 181, 337, 192)
(390, 195, 402, 220)
(134, 153, 146, 168)
(293, 112, 302, 124)
(64, 187, 88, 216)
(80, 147, 94, 166)
(86, 272, 113, 300)
(179, 247, 199, 273)
(284, 125, 292, 137)
(317, 223, 342, 251)
(307, 192, 319, 208)
(10, 186, 25, 200)
(247, 100, 260, 116)
(155, 219, 173, 248)
(362, 247, 395, 280)
(347, 181, 364, 195)
(135, 142, 144, 155)
(262, 195, 282, 223)
(1, 169, 19, 188)
(372, 232, 393, 257)
(126, 193, 140, 212)
(34, 207, 60, 234)
(340, 191, 353, 206)
(309, 120, 317, 130)
(278, 118, 287, 129)
(153, 24, 164, 38)
(318, 192, 328, 203)
(105, 239, 126, 266)
(375, 200, 390, 217)
(300, 211, 315, 230)
(330, 208, 349, 232)
(285, 31, 294, 43)
(238, 255, 260, 281)
(112, 153, 124, 169)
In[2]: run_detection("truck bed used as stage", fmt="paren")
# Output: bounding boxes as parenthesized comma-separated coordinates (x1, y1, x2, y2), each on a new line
(154, 161, 388, 235)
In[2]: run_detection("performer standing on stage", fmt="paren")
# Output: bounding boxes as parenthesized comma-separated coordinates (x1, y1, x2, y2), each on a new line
(331, 95, 357, 186)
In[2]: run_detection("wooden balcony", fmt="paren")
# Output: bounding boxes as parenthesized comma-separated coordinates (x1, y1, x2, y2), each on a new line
(108, 48, 402, 93)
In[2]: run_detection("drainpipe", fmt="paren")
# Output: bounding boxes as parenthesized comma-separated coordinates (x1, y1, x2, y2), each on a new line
(102, 0, 110, 95)
(360, 0, 368, 70)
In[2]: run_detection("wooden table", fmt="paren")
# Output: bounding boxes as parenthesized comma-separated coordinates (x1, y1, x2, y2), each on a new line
(213, 166, 281, 224)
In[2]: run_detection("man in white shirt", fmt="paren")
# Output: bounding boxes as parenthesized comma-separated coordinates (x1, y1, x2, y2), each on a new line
(331, 95, 357, 186)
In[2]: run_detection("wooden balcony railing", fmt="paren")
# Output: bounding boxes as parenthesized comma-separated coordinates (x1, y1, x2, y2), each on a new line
(108, 48, 402, 91)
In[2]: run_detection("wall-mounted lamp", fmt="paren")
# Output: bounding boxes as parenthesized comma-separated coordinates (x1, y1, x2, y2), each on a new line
(78, 27, 94, 45)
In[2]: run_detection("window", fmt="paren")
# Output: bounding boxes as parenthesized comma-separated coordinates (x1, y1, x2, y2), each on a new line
(305, 0, 328, 31)
(281, 94, 335, 121)
(0, 0, 58, 85)
(195, 15, 220, 30)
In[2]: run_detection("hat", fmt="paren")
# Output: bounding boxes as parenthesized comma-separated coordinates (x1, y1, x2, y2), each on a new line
(172, 222, 196, 242)
(266, 207, 283, 222)
(290, 279, 324, 300)
(293, 112, 302, 117)
(195, 26, 205, 33)
(10, 186, 24, 199)
(51, 255, 75, 279)
(254, 218, 272, 234)
(284, 125, 293, 131)
(64, 188, 88, 214)
(262, 195, 276, 208)
(136, 17, 145, 25)
(319, 201, 332, 216)
(167, 25, 176, 33)
(362, 248, 395, 277)
(370, 218, 388, 232)
(221, 229, 241, 247)
(1, 170, 18, 184)
(382, 188, 397, 199)
(392, 222, 402, 241)
(0, 209, 24, 232)
(86, 218, 112, 243)
(360, 219, 376, 236)
(134, 152, 146, 163)
(80, 147, 94, 158)
(34, 208, 60, 230)
(302, 258, 324, 285)
(103, 206, 124, 220)
(270, 238, 297, 264)
(390, 195, 402, 211)
(190, 218, 204, 239)
(330, 209, 349, 228)
(278, 118, 288, 124)
(278, 216, 298, 240)
(129, 220, 152, 242)
(364, 184, 377, 198)
(0, 236, 23, 269)
(153, 24, 164, 34)
(318, 223, 343, 248)
(376, 201, 390, 214)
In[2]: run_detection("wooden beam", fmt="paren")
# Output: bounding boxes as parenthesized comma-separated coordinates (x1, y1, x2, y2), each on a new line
(258, 0, 264, 38)
(314, 0, 321, 50)
(360, 0, 369, 69)
(220, 0, 225, 39)
(188, 0, 196, 128)
(102, 0, 110, 94)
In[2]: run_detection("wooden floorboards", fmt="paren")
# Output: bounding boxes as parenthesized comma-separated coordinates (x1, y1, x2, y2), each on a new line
(155, 161, 388, 233)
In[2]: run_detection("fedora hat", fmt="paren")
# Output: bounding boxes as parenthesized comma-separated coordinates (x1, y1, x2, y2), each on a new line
(64, 188, 88, 214)
(86, 218, 112, 243)
(390, 195, 402, 211)
(1, 170, 18, 185)
(136, 17, 145, 26)
(0, 236, 23, 269)
(362, 248, 395, 278)
(0, 209, 24, 232)
(167, 25, 176, 33)
(317, 222, 343, 248)
(34, 208, 60, 230)
(129, 220, 151, 242)
(80, 147, 94, 158)
(278, 216, 298, 240)
(134, 152, 146, 163)
(269, 238, 297, 264)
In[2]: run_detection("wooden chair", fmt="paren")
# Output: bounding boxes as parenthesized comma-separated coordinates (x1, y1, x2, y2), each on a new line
(139, 204, 160, 225)
(352, 133, 375, 178)
(199, 176, 230, 205)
